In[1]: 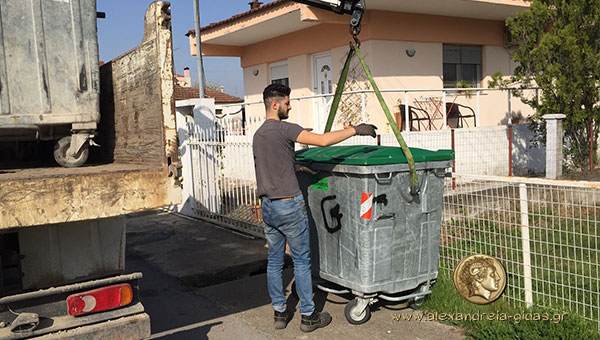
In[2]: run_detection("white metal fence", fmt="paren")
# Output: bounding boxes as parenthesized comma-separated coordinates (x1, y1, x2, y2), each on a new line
(215, 86, 545, 180)
(214, 121, 545, 182)
(442, 174, 600, 330)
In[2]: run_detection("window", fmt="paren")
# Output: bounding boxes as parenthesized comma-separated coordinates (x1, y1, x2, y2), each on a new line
(443, 45, 482, 88)
(270, 61, 289, 87)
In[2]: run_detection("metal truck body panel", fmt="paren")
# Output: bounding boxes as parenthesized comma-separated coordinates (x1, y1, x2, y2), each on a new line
(0, 2, 179, 338)
(0, 1, 180, 231)
(0, 0, 100, 135)
(19, 217, 125, 290)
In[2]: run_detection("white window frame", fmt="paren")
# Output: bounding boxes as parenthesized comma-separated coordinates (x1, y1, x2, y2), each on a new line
(442, 44, 482, 88)
(269, 61, 289, 87)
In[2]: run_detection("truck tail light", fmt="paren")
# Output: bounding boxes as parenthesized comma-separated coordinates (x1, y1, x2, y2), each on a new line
(66, 283, 133, 316)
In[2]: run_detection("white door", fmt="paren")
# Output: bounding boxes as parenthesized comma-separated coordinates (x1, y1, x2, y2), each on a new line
(312, 53, 333, 133)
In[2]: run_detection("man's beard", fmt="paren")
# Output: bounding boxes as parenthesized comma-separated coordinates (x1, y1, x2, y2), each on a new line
(278, 106, 289, 120)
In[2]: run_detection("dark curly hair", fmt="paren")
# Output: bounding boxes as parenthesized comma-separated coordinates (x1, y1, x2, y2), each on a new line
(263, 83, 291, 108)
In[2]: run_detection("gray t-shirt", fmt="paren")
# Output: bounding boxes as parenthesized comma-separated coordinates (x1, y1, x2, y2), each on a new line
(253, 119, 304, 199)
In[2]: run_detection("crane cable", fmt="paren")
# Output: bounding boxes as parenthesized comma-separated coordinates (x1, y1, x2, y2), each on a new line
(323, 40, 419, 194)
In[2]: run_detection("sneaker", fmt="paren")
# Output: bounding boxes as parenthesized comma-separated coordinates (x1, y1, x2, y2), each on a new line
(300, 311, 332, 332)
(274, 310, 291, 329)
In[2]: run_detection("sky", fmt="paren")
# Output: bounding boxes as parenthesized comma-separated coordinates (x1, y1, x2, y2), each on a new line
(96, 1, 277, 98)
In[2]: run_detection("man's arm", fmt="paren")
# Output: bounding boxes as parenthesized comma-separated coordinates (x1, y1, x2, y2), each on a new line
(296, 124, 377, 147)
(296, 128, 355, 147)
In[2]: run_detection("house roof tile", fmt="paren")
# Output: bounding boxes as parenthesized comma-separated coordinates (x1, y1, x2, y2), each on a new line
(174, 84, 244, 104)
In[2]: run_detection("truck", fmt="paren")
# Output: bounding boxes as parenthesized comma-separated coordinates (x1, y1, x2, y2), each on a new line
(0, 1, 181, 338)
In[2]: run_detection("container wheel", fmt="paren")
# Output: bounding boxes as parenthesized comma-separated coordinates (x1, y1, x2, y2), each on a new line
(409, 283, 430, 310)
(409, 295, 428, 310)
(53, 136, 89, 168)
(344, 298, 371, 325)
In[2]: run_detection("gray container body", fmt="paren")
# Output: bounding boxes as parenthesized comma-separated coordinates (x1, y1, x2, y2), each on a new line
(0, 0, 100, 140)
(297, 160, 452, 295)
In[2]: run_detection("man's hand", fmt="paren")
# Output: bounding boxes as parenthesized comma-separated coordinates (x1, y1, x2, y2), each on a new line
(352, 123, 378, 138)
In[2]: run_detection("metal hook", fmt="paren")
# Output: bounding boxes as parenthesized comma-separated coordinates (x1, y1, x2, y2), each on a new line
(350, 25, 361, 47)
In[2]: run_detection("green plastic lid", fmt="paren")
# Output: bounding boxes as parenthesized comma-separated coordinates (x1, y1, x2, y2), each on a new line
(295, 145, 454, 166)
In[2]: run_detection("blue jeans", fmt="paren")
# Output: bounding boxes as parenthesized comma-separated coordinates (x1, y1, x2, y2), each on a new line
(261, 194, 314, 316)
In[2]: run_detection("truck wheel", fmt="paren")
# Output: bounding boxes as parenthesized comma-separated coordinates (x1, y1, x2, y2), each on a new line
(53, 136, 89, 168)
(344, 299, 371, 325)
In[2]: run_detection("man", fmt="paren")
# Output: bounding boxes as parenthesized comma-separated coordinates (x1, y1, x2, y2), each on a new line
(253, 83, 376, 332)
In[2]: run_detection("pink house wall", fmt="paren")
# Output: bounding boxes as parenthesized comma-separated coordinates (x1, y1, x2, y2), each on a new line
(237, 9, 531, 129)
(240, 10, 505, 68)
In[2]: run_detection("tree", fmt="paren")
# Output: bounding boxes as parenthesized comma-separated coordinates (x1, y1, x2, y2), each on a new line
(489, 0, 600, 171)
(192, 81, 223, 92)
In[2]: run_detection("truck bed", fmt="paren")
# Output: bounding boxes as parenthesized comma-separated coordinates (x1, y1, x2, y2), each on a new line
(0, 163, 152, 181)
(0, 164, 179, 230)
(0, 1, 179, 231)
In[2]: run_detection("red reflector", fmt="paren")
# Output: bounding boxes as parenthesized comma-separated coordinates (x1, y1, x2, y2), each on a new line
(67, 283, 133, 316)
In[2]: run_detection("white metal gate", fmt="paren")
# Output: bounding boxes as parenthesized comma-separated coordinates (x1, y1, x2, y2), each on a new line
(176, 99, 265, 237)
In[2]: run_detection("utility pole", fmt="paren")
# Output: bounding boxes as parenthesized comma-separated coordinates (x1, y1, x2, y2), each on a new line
(193, 0, 205, 97)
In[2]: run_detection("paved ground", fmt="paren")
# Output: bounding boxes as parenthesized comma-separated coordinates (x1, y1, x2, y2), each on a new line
(125, 210, 465, 340)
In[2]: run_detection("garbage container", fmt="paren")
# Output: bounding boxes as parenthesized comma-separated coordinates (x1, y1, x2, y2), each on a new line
(295, 145, 454, 324)
(0, 0, 100, 167)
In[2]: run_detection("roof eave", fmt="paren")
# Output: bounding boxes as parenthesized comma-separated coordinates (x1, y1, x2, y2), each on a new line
(193, 0, 531, 48)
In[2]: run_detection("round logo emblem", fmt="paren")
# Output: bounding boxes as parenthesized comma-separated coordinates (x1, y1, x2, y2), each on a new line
(453, 254, 507, 304)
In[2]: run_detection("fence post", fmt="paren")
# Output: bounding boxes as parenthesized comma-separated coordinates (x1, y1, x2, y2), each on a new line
(507, 88, 512, 123)
(476, 90, 480, 127)
(542, 114, 566, 179)
(519, 183, 534, 308)
(509, 123, 513, 176)
(361, 92, 366, 123)
(451, 128, 456, 189)
(590, 121, 594, 172)
(404, 92, 409, 132)
(296, 99, 302, 125)
(442, 91, 447, 129)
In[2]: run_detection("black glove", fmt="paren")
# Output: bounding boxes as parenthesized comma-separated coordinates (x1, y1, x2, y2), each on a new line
(353, 123, 378, 138)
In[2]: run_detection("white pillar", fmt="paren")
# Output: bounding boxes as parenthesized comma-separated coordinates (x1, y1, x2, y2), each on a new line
(175, 102, 194, 216)
(519, 183, 533, 308)
(543, 114, 566, 179)
(175, 98, 217, 216)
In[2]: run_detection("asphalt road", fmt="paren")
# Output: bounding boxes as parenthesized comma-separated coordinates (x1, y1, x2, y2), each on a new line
(125, 210, 465, 340)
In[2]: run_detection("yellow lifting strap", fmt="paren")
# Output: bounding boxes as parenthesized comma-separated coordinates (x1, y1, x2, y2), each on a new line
(323, 44, 419, 193)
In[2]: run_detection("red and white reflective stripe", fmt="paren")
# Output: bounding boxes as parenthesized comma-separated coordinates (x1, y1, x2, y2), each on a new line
(360, 193, 373, 219)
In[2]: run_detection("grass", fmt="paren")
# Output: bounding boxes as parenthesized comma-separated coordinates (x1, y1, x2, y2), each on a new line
(440, 205, 600, 324)
(439, 185, 600, 338)
(421, 269, 600, 340)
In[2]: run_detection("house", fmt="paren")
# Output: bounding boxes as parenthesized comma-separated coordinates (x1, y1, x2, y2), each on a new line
(174, 84, 243, 104)
(173, 66, 243, 105)
(175, 84, 244, 118)
(174, 65, 244, 121)
(188, 0, 534, 132)
(174, 67, 192, 87)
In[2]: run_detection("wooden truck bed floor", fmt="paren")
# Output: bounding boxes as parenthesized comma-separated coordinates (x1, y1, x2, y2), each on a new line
(0, 164, 179, 231)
